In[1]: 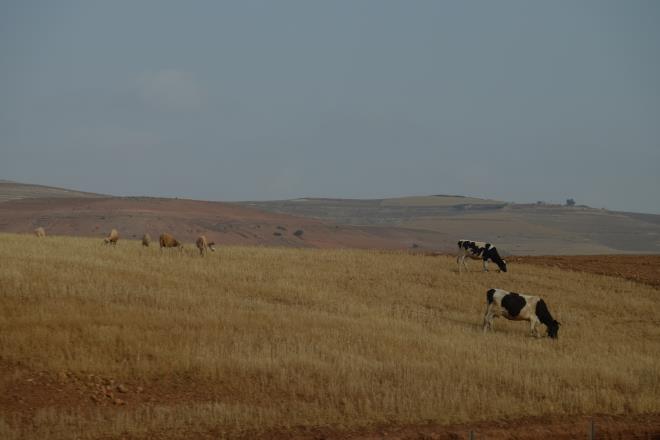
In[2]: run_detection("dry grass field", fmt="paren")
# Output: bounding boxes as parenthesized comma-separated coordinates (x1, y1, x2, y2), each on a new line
(1, 233, 659, 439)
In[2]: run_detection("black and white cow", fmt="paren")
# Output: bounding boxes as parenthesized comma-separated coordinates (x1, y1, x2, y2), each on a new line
(457, 240, 507, 273)
(483, 288, 560, 339)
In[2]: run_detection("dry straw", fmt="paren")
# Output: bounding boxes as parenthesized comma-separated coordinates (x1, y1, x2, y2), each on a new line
(0, 233, 658, 438)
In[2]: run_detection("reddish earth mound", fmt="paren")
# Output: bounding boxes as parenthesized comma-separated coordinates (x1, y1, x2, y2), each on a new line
(0, 196, 450, 250)
(511, 255, 660, 288)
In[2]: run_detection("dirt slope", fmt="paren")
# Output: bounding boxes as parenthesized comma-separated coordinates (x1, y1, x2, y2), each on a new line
(0, 196, 450, 250)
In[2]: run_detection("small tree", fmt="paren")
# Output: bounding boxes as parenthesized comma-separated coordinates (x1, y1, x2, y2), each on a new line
(566, 198, 576, 207)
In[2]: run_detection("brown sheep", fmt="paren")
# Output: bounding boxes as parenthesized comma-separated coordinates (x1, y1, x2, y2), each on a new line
(104, 229, 119, 245)
(142, 233, 151, 247)
(159, 232, 183, 251)
(196, 235, 216, 256)
(34, 227, 46, 238)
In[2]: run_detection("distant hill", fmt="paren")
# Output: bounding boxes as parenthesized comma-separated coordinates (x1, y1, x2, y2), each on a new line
(240, 195, 507, 225)
(381, 194, 505, 207)
(241, 196, 660, 255)
(2, 182, 659, 254)
(0, 180, 106, 203)
(0, 192, 441, 250)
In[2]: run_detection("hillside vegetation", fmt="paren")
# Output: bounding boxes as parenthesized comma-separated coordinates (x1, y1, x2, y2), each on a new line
(0, 233, 659, 439)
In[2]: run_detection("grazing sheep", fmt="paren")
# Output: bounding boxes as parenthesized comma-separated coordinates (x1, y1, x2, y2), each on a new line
(104, 229, 119, 245)
(142, 233, 151, 247)
(195, 235, 216, 256)
(159, 233, 183, 251)
(34, 227, 46, 238)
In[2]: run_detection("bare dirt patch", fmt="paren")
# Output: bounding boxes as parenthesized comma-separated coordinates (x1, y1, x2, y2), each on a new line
(511, 255, 660, 288)
(2, 363, 659, 439)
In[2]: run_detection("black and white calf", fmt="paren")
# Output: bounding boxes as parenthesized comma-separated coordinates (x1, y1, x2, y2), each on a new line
(457, 240, 507, 273)
(483, 288, 560, 339)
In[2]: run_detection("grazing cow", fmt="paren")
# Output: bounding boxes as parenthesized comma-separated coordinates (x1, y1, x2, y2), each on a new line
(34, 227, 46, 238)
(104, 229, 119, 245)
(142, 233, 151, 247)
(483, 288, 560, 339)
(457, 240, 507, 273)
(159, 233, 183, 251)
(195, 235, 215, 256)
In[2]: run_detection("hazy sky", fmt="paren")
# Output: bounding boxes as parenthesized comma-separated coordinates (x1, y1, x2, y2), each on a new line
(1, 1, 659, 213)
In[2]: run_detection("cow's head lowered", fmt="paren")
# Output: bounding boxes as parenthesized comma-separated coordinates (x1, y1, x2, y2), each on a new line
(536, 299, 561, 339)
(546, 319, 561, 339)
(490, 249, 508, 273)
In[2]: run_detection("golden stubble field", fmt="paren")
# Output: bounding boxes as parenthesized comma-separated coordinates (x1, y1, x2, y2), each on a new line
(0, 233, 659, 439)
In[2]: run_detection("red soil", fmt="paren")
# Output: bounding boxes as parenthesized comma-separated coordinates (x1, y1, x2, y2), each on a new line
(511, 255, 660, 288)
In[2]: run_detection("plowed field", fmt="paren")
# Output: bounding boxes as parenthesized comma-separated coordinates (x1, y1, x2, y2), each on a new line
(511, 255, 660, 288)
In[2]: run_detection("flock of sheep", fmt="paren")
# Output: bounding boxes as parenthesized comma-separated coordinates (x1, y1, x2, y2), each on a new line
(34, 227, 216, 256)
